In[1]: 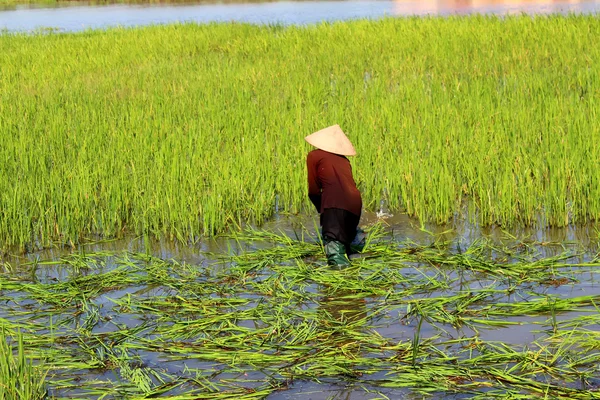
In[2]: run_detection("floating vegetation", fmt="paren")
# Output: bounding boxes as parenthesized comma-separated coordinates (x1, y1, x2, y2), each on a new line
(1, 226, 600, 398)
(1, 16, 600, 250)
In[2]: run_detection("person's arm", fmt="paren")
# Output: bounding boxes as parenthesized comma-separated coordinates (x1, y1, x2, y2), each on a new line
(308, 194, 321, 212)
(307, 153, 322, 212)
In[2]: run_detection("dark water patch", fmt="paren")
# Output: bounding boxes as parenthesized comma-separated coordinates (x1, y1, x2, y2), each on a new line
(472, 315, 547, 344)
(269, 379, 411, 399)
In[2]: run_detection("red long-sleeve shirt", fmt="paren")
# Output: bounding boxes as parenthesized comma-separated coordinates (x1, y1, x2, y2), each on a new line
(306, 149, 362, 217)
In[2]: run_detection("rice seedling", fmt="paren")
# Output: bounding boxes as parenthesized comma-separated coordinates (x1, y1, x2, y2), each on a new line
(0, 328, 47, 400)
(1, 15, 600, 250)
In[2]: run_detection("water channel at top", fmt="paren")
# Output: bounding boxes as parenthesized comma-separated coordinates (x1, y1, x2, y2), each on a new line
(1, 0, 600, 32)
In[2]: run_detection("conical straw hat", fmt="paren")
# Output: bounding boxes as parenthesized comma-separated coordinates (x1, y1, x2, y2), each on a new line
(304, 125, 357, 156)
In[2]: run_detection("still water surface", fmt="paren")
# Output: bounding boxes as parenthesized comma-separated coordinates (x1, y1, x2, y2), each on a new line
(1, 0, 599, 32)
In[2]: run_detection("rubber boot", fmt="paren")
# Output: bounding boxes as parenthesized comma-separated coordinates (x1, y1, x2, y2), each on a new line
(350, 227, 366, 254)
(324, 239, 350, 267)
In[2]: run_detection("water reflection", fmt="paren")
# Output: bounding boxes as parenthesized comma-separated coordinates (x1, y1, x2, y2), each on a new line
(5, 210, 600, 269)
(394, 0, 599, 15)
(318, 284, 368, 351)
(319, 290, 367, 327)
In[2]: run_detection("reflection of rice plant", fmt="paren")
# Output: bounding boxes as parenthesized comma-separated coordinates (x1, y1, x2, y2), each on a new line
(0, 329, 46, 400)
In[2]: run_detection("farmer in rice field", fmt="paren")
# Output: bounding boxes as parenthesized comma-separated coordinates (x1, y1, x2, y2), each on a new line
(305, 125, 362, 266)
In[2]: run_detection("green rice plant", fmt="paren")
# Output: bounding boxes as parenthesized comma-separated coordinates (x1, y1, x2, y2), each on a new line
(411, 314, 424, 368)
(1, 16, 600, 250)
(0, 329, 46, 400)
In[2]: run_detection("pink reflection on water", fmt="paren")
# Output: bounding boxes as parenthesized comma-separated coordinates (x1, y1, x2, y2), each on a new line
(393, 0, 599, 16)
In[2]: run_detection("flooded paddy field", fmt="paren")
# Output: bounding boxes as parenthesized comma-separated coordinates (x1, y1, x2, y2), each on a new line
(3, 213, 600, 398)
(2, 8, 600, 399)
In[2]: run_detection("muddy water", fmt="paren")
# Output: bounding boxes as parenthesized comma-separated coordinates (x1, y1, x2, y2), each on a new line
(4, 211, 600, 398)
(9, 210, 600, 266)
(0, 0, 599, 32)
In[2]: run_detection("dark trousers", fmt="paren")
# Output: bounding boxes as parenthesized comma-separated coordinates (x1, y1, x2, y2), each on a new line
(321, 208, 360, 256)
